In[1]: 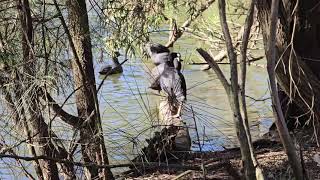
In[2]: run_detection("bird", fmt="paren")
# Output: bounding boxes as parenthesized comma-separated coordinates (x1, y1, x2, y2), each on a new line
(145, 42, 171, 65)
(150, 52, 182, 79)
(99, 51, 123, 75)
(149, 52, 182, 91)
(145, 42, 186, 118)
(150, 53, 186, 118)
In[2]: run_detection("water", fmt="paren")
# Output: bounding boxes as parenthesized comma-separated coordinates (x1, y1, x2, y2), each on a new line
(0, 2, 274, 178)
(94, 50, 273, 164)
(87, 2, 273, 161)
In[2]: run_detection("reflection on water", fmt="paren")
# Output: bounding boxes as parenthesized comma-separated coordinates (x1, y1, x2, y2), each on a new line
(95, 54, 273, 163)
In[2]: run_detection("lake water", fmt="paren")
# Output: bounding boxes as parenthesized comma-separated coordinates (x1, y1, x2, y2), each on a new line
(0, 2, 274, 177)
(84, 0, 273, 163)
(93, 44, 273, 163)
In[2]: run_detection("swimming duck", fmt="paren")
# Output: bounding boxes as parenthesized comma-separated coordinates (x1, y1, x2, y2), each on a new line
(99, 51, 123, 75)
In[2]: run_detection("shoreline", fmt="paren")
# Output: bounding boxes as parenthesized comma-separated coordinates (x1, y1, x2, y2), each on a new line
(118, 129, 320, 179)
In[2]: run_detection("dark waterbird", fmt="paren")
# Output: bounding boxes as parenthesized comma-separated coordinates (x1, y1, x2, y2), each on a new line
(150, 53, 187, 118)
(99, 51, 123, 75)
(149, 52, 182, 91)
(150, 52, 182, 79)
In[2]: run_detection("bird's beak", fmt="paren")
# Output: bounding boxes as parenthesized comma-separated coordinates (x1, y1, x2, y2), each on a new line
(179, 58, 184, 62)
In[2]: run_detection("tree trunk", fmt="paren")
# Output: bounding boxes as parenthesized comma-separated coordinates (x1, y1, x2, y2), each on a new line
(17, 0, 60, 179)
(265, 0, 304, 179)
(256, 0, 320, 143)
(240, 1, 265, 179)
(67, 0, 114, 179)
(217, 1, 256, 179)
(16, 1, 76, 179)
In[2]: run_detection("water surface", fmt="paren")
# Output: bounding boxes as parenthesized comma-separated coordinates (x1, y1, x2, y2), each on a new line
(94, 50, 273, 163)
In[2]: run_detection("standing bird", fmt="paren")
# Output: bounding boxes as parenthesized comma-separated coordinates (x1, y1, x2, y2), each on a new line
(157, 54, 186, 118)
(150, 52, 182, 79)
(145, 43, 171, 65)
(99, 51, 123, 75)
(149, 52, 182, 91)
(145, 42, 186, 118)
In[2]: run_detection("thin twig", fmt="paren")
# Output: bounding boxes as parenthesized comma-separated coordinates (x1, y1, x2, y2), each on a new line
(0, 153, 200, 170)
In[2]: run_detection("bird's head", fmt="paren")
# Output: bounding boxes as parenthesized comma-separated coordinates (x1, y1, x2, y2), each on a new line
(113, 51, 121, 57)
(177, 53, 183, 62)
(170, 53, 183, 71)
(171, 52, 183, 62)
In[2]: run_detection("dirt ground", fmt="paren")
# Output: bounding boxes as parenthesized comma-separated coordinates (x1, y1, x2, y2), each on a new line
(119, 132, 320, 180)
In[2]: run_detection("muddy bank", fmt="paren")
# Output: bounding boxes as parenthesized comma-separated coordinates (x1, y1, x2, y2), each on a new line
(118, 130, 320, 180)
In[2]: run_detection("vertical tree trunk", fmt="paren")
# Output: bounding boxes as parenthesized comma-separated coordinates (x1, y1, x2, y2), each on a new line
(16, 0, 76, 179)
(17, 0, 60, 179)
(265, 0, 303, 179)
(67, 0, 114, 179)
(256, 0, 320, 143)
(240, 2, 265, 179)
(217, 0, 256, 179)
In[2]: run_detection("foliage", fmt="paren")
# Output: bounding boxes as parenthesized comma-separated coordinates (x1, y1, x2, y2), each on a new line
(103, 0, 167, 56)
(102, 0, 211, 57)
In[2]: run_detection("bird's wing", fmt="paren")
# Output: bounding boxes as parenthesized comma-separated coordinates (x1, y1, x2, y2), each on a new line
(149, 76, 162, 91)
(151, 63, 165, 78)
(160, 68, 186, 102)
(159, 69, 174, 95)
(99, 65, 112, 74)
(152, 53, 170, 65)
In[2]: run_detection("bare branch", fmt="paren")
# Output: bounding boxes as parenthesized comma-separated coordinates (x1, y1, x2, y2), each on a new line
(239, 0, 258, 168)
(196, 48, 231, 93)
(218, 0, 256, 178)
(189, 56, 264, 65)
(165, 0, 215, 47)
(39, 89, 82, 127)
(0, 153, 201, 170)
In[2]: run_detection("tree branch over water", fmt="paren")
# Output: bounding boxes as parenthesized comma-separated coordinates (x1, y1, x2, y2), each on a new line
(0, 153, 201, 170)
(166, 0, 215, 47)
(196, 48, 230, 93)
(39, 89, 82, 127)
